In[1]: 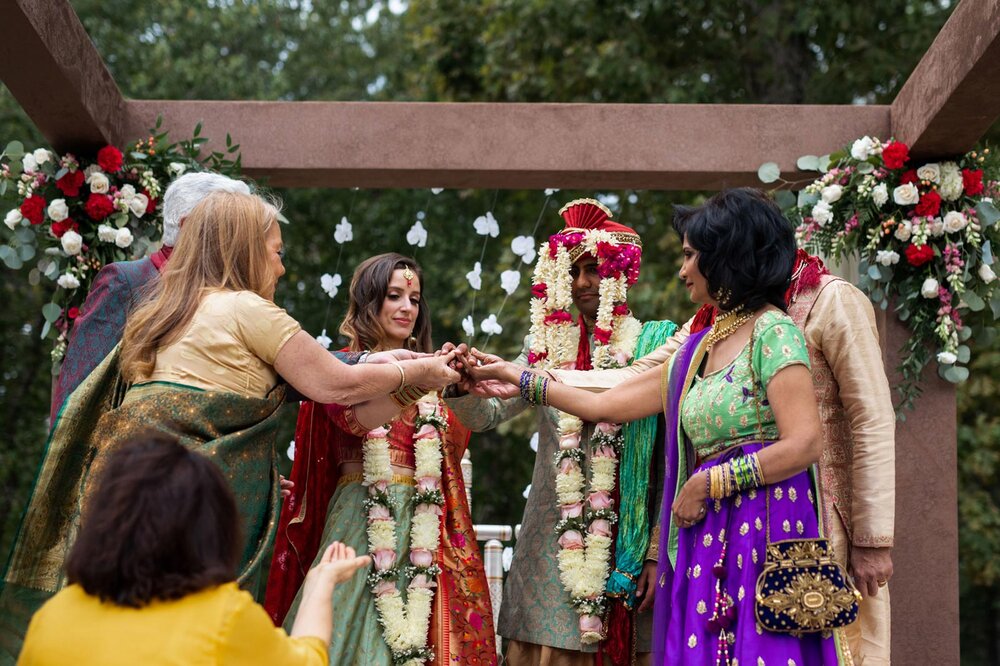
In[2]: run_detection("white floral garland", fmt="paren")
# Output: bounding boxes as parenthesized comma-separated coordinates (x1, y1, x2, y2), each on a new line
(363, 394, 447, 666)
(527, 227, 643, 642)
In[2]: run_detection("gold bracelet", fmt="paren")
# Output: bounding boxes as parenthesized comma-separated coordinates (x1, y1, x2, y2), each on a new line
(390, 361, 405, 390)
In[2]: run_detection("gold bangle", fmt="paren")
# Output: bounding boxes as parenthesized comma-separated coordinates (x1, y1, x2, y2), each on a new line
(390, 361, 405, 390)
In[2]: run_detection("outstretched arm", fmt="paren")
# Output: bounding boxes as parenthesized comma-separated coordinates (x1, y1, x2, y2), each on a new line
(466, 349, 664, 424)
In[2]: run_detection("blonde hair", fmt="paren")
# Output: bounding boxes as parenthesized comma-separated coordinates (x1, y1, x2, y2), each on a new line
(120, 191, 280, 382)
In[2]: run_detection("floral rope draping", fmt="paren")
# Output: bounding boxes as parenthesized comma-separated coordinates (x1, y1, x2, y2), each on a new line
(761, 137, 1000, 411)
(0, 119, 242, 370)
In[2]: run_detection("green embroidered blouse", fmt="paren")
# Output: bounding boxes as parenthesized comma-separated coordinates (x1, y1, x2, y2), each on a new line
(681, 310, 810, 461)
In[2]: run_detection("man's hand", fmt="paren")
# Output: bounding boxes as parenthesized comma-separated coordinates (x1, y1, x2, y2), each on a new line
(635, 561, 658, 612)
(366, 349, 430, 364)
(850, 546, 893, 598)
(467, 378, 519, 399)
(279, 475, 294, 499)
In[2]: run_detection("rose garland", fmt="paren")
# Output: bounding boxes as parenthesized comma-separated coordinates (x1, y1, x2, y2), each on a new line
(528, 229, 642, 642)
(763, 136, 999, 411)
(363, 394, 447, 665)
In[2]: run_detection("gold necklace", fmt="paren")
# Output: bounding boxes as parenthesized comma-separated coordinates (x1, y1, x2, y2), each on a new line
(705, 307, 754, 348)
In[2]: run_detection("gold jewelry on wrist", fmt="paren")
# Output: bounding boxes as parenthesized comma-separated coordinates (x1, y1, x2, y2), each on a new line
(390, 361, 405, 390)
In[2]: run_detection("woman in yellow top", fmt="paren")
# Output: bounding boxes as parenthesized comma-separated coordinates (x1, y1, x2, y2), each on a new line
(1, 191, 461, 658)
(18, 431, 371, 665)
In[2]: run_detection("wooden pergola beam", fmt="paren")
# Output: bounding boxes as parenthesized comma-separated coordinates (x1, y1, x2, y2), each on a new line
(0, 0, 125, 153)
(892, 0, 1000, 157)
(124, 100, 890, 190)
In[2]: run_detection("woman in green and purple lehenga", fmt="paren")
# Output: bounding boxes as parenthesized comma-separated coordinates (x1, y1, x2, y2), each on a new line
(0, 191, 460, 664)
(466, 188, 853, 665)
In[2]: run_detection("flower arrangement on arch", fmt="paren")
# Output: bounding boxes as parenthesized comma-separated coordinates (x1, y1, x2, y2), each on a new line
(762, 137, 1000, 411)
(0, 119, 241, 369)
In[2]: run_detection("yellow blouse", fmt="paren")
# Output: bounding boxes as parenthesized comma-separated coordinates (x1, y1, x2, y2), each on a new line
(141, 289, 301, 398)
(18, 582, 326, 666)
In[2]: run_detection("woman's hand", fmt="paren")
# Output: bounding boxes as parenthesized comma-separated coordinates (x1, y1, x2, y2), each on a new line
(279, 475, 294, 499)
(465, 348, 523, 385)
(291, 541, 371, 642)
(404, 351, 462, 389)
(671, 471, 709, 529)
(367, 349, 430, 363)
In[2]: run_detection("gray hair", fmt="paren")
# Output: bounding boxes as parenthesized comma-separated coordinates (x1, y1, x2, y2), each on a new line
(161, 172, 252, 246)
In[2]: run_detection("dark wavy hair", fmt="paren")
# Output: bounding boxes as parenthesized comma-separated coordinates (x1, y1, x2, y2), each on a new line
(673, 188, 796, 312)
(339, 253, 434, 352)
(65, 432, 241, 608)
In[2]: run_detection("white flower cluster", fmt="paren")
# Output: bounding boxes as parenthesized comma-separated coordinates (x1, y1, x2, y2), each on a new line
(527, 242, 578, 369)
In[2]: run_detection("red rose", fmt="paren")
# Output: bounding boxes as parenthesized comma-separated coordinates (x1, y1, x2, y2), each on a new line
(96, 145, 123, 173)
(593, 326, 613, 345)
(900, 169, 918, 185)
(50, 218, 80, 238)
(55, 170, 85, 197)
(20, 195, 46, 225)
(904, 243, 935, 267)
(67, 307, 80, 320)
(531, 283, 548, 299)
(881, 141, 910, 170)
(914, 190, 942, 217)
(963, 168, 984, 196)
(84, 193, 115, 221)
(142, 188, 157, 214)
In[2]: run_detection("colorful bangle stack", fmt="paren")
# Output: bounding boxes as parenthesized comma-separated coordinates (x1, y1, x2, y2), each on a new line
(708, 452, 765, 499)
(518, 370, 550, 406)
(390, 384, 428, 409)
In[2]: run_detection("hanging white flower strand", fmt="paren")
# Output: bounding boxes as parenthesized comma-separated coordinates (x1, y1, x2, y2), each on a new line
(316, 193, 357, 348)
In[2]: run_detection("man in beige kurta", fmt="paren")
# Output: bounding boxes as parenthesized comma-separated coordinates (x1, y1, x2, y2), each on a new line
(550, 268, 896, 664)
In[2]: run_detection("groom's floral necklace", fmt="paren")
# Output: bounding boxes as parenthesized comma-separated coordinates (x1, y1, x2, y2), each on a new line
(363, 393, 447, 665)
(528, 229, 642, 643)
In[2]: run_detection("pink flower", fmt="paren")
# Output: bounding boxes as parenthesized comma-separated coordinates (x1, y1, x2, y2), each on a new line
(414, 423, 439, 439)
(367, 426, 390, 438)
(558, 458, 580, 475)
(560, 502, 584, 519)
(588, 491, 613, 510)
(611, 350, 629, 365)
(373, 580, 397, 597)
(409, 573, 437, 590)
(416, 476, 440, 493)
(410, 548, 434, 567)
(579, 614, 603, 634)
(372, 479, 390, 493)
(595, 422, 622, 436)
(372, 549, 396, 571)
(559, 433, 581, 450)
(468, 611, 484, 631)
(593, 445, 617, 459)
(558, 530, 585, 550)
(416, 400, 437, 417)
(415, 503, 443, 516)
(450, 532, 467, 548)
(368, 505, 391, 521)
(588, 518, 613, 537)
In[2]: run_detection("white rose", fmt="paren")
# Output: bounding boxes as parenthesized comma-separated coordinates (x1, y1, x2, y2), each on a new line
(32, 148, 52, 165)
(167, 162, 187, 177)
(875, 250, 900, 266)
(87, 171, 109, 194)
(83, 164, 102, 179)
(21, 153, 37, 173)
(936, 351, 957, 365)
(129, 193, 149, 218)
(115, 227, 134, 248)
(979, 263, 997, 284)
(821, 184, 843, 204)
(894, 221, 912, 242)
(921, 277, 940, 298)
(872, 183, 888, 207)
(118, 184, 137, 202)
(811, 200, 834, 227)
(939, 163, 964, 201)
(916, 163, 940, 184)
(893, 183, 920, 206)
(56, 273, 80, 290)
(942, 211, 968, 234)
(929, 217, 945, 237)
(61, 230, 83, 255)
(97, 224, 117, 242)
(4, 209, 23, 230)
(851, 136, 875, 161)
(47, 198, 69, 222)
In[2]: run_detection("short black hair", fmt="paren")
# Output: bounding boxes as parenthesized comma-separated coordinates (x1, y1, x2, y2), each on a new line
(673, 188, 796, 312)
(66, 432, 242, 608)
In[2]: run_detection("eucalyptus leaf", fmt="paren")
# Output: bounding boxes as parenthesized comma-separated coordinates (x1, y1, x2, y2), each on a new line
(28, 268, 40, 286)
(2, 252, 23, 270)
(857, 161, 875, 174)
(963, 290, 986, 312)
(18, 244, 35, 261)
(757, 162, 781, 184)
(977, 200, 1000, 227)
(796, 155, 820, 171)
(957, 345, 971, 364)
(774, 190, 796, 210)
(16, 228, 34, 243)
(959, 326, 973, 342)
(0, 180, 6, 196)
(983, 240, 994, 266)
(41, 302, 61, 323)
(40, 320, 51, 340)
(114, 213, 130, 228)
(880, 298, 888, 310)
(992, 292, 1000, 319)
(944, 365, 969, 383)
(54, 167, 68, 180)
(871, 286, 884, 302)
(797, 190, 819, 208)
(817, 154, 832, 172)
(897, 307, 910, 322)
(4, 140, 24, 158)
(867, 265, 882, 281)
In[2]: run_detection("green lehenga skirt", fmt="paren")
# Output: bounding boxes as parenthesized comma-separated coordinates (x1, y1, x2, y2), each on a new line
(283, 476, 417, 666)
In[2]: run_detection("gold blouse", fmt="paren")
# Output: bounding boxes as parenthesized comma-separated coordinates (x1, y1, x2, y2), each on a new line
(141, 289, 301, 398)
